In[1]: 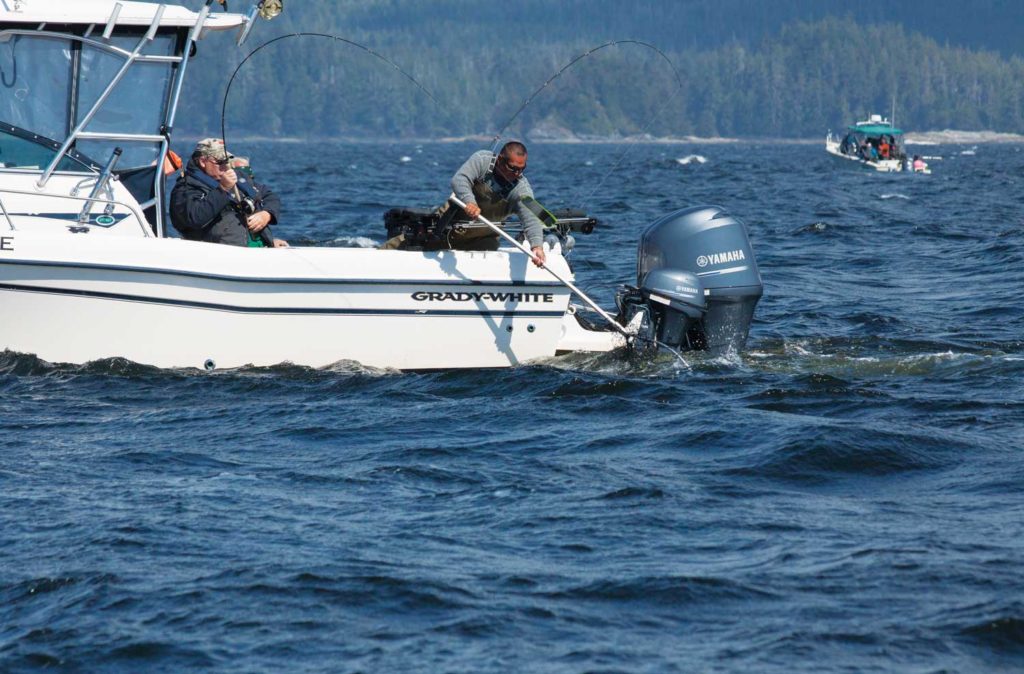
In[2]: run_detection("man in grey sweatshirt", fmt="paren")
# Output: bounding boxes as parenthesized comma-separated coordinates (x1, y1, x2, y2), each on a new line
(438, 141, 547, 266)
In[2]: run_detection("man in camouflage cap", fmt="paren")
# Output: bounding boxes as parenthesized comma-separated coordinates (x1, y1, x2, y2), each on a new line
(169, 138, 286, 247)
(193, 137, 233, 163)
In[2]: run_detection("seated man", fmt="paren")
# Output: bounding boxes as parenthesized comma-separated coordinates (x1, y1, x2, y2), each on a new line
(170, 138, 286, 247)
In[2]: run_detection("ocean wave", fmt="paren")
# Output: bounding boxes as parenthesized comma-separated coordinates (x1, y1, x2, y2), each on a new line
(542, 575, 776, 604)
(0, 350, 181, 379)
(961, 616, 1024, 651)
(793, 222, 832, 233)
(593, 486, 666, 500)
(724, 428, 959, 483)
(272, 573, 477, 611)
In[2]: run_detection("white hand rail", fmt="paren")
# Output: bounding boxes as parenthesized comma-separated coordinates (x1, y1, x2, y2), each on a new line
(0, 188, 152, 237)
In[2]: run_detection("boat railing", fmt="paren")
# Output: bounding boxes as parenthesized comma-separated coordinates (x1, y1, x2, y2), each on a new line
(0, 188, 152, 237)
(0, 2, 213, 239)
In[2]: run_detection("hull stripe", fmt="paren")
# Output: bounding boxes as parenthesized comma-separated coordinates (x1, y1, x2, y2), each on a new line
(0, 258, 564, 287)
(0, 282, 565, 317)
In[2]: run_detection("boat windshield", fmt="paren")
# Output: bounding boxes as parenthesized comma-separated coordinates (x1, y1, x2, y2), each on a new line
(0, 122, 100, 171)
(0, 34, 72, 143)
(0, 31, 178, 170)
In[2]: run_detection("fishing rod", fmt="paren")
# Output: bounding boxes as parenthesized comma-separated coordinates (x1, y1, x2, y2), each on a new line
(448, 195, 635, 338)
(489, 40, 687, 283)
(219, 32, 440, 156)
(492, 39, 685, 146)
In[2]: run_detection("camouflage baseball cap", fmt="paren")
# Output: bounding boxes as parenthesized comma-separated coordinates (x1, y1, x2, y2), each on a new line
(193, 138, 234, 161)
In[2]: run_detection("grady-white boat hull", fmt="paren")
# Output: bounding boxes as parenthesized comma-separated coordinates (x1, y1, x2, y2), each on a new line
(0, 233, 619, 369)
(0, 2, 762, 370)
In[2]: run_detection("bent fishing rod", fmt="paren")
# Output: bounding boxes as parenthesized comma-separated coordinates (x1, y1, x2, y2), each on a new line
(219, 32, 440, 156)
(492, 39, 685, 146)
(447, 195, 635, 338)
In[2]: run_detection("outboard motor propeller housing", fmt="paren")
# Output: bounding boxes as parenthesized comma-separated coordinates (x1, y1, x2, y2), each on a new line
(618, 205, 762, 354)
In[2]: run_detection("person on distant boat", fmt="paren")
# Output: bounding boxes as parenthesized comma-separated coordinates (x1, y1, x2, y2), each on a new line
(912, 155, 928, 172)
(840, 133, 854, 155)
(382, 141, 546, 266)
(878, 137, 891, 160)
(170, 138, 287, 248)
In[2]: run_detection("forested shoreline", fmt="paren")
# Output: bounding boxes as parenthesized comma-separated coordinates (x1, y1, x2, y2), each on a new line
(169, 1, 1024, 139)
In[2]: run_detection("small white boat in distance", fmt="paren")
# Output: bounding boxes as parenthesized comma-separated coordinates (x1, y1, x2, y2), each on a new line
(826, 114, 930, 174)
(0, 1, 763, 370)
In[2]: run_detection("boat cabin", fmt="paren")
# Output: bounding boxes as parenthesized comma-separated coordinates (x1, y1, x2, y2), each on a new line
(835, 114, 905, 162)
(0, 1, 257, 237)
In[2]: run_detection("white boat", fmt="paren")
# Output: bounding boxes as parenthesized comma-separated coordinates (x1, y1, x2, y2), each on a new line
(825, 114, 929, 174)
(0, 0, 762, 370)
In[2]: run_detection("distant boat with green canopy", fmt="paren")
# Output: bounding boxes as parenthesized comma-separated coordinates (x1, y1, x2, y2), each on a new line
(825, 114, 926, 173)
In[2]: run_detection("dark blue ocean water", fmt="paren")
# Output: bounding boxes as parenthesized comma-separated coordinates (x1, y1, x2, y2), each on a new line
(2, 141, 1023, 673)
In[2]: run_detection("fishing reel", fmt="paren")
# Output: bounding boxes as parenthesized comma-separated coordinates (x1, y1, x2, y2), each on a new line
(383, 207, 445, 250)
(541, 208, 600, 257)
(237, 195, 258, 216)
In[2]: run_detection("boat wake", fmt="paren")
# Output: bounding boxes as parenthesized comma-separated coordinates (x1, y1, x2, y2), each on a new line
(0, 350, 398, 379)
(745, 337, 1022, 378)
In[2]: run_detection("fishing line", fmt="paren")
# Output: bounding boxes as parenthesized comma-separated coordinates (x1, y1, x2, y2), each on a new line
(491, 40, 686, 242)
(492, 40, 683, 145)
(570, 75, 684, 210)
(219, 32, 441, 155)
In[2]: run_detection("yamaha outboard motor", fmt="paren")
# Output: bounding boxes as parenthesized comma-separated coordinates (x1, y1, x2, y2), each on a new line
(617, 205, 762, 354)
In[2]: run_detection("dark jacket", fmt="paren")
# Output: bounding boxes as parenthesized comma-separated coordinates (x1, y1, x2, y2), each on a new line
(169, 159, 282, 246)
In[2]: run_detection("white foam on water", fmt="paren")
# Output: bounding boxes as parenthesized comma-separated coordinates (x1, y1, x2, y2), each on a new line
(211, 472, 259, 481)
(331, 236, 378, 248)
(676, 154, 707, 165)
(880, 193, 910, 200)
(400, 156, 412, 163)
(785, 343, 816, 357)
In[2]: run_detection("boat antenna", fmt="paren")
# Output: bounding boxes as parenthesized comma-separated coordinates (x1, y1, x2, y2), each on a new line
(219, 33, 440, 156)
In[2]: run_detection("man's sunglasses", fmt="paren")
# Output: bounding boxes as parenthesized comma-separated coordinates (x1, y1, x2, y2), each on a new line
(501, 158, 525, 175)
(205, 157, 231, 167)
